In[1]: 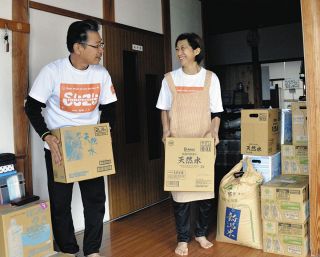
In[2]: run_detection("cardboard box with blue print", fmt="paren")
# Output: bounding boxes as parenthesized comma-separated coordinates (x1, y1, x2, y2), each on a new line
(164, 138, 215, 191)
(0, 200, 54, 257)
(52, 123, 115, 183)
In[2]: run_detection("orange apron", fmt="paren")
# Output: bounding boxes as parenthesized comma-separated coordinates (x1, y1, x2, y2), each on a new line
(165, 70, 215, 203)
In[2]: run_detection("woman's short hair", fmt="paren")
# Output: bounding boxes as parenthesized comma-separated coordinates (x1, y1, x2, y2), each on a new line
(175, 33, 204, 64)
(67, 19, 100, 53)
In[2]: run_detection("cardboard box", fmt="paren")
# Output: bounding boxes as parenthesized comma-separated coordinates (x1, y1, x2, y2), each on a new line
(261, 175, 309, 223)
(281, 145, 308, 175)
(241, 109, 280, 156)
(0, 201, 54, 257)
(282, 100, 298, 110)
(263, 219, 309, 257)
(281, 109, 292, 145)
(49, 252, 76, 257)
(164, 138, 215, 191)
(243, 152, 281, 183)
(52, 123, 115, 183)
(292, 102, 308, 146)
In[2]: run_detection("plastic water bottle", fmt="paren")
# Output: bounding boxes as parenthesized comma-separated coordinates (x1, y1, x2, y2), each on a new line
(6, 174, 21, 201)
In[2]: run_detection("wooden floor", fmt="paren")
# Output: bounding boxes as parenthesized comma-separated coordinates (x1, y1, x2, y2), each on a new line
(75, 199, 309, 257)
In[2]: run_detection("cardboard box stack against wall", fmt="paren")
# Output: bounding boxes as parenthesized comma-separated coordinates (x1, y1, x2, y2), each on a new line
(261, 175, 309, 257)
(261, 102, 309, 257)
(241, 106, 310, 256)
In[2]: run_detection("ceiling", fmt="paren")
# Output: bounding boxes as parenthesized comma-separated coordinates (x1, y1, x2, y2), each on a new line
(202, 0, 302, 35)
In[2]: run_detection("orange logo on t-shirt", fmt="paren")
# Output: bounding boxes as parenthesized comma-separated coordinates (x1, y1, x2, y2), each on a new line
(60, 83, 100, 113)
(176, 86, 204, 93)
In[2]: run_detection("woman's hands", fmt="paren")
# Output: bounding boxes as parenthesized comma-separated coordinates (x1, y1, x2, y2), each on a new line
(211, 131, 220, 146)
(162, 130, 171, 144)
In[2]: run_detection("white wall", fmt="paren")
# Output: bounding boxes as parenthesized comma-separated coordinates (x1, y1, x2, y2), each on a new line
(170, 0, 202, 69)
(114, 0, 162, 34)
(0, 0, 14, 153)
(261, 61, 303, 106)
(30, 0, 102, 18)
(261, 61, 302, 80)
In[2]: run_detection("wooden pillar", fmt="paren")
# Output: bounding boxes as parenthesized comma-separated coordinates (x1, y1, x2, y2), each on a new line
(102, 0, 115, 69)
(103, 0, 115, 22)
(161, 0, 172, 73)
(247, 29, 262, 107)
(12, 0, 32, 194)
(300, 0, 320, 255)
(200, 0, 210, 67)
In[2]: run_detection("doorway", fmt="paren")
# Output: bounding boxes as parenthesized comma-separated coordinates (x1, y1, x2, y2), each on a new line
(104, 23, 169, 219)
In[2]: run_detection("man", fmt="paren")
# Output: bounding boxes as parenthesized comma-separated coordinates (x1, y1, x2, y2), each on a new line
(25, 19, 116, 257)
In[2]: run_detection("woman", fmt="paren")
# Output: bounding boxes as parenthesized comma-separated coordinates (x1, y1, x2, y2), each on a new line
(156, 33, 223, 256)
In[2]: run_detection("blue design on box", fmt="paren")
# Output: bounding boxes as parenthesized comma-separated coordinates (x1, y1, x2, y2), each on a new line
(224, 207, 241, 240)
(83, 132, 97, 156)
(65, 131, 83, 161)
(22, 224, 51, 246)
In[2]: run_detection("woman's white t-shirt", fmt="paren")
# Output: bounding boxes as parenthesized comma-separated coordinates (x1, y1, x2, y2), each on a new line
(29, 58, 117, 130)
(156, 67, 223, 113)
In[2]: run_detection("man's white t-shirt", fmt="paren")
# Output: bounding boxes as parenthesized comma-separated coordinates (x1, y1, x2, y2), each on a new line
(29, 57, 117, 130)
(156, 67, 223, 113)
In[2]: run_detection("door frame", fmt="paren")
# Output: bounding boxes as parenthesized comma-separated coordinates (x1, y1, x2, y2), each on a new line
(300, 0, 320, 255)
(12, 1, 320, 254)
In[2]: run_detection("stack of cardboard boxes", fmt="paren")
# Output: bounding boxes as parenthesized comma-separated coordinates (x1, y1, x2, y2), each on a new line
(256, 102, 309, 257)
(241, 106, 310, 257)
(241, 108, 281, 183)
(281, 102, 308, 176)
(260, 101, 309, 257)
(261, 175, 309, 257)
(238, 109, 281, 249)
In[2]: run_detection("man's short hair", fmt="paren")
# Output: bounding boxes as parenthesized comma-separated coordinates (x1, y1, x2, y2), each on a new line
(67, 19, 100, 53)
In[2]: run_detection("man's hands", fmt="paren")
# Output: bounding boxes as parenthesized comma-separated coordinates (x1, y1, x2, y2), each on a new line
(45, 135, 62, 165)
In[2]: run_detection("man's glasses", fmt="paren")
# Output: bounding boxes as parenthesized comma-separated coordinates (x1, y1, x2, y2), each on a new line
(81, 42, 105, 49)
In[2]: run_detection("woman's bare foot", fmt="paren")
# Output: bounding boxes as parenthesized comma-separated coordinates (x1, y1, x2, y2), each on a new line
(195, 236, 213, 249)
(175, 242, 188, 256)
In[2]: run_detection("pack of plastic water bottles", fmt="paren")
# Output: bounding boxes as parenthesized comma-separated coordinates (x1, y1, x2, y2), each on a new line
(0, 153, 26, 204)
